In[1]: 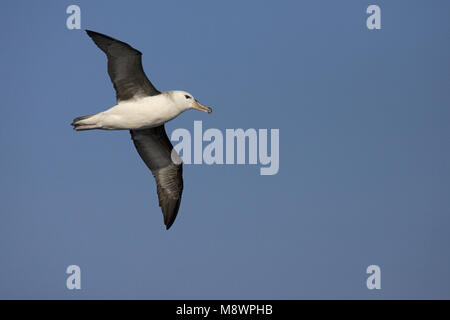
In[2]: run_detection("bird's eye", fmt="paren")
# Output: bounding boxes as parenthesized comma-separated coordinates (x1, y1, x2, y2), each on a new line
(184, 95, 191, 99)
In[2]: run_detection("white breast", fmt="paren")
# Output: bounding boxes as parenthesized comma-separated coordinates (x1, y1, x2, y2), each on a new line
(99, 95, 181, 130)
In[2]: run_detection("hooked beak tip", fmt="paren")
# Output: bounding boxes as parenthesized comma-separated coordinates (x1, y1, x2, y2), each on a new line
(193, 101, 213, 114)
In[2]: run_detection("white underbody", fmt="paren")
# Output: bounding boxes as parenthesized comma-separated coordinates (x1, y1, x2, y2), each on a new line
(81, 94, 184, 130)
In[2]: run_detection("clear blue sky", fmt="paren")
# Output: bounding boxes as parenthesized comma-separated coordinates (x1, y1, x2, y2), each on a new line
(0, 0, 449, 299)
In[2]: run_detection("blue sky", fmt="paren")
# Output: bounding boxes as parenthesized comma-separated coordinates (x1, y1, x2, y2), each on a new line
(0, 0, 449, 299)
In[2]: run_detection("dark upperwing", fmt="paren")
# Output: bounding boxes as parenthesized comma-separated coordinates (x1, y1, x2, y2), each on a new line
(86, 30, 183, 229)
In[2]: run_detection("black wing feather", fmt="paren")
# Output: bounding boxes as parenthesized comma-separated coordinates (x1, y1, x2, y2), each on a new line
(130, 126, 183, 230)
(85, 30, 160, 101)
(86, 30, 181, 229)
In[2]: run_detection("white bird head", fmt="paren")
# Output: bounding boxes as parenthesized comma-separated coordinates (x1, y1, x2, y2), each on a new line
(170, 90, 212, 114)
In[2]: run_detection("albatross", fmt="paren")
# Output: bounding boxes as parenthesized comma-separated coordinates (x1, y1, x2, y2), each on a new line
(71, 30, 212, 230)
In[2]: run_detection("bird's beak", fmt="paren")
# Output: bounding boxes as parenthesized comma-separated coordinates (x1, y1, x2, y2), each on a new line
(193, 100, 212, 113)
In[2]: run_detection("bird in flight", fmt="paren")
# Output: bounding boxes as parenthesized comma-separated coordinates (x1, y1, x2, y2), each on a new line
(71, 30, 212, 230)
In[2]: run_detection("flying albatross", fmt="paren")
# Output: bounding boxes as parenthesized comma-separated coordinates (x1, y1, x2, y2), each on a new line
(71, 30, 212, 230)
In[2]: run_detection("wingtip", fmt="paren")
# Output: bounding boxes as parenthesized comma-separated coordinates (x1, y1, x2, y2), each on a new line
(85, 29, 95, 37)
(85, 30, 104, 39)
(165, 222, 173, 230)
(163, 208, 177, 230)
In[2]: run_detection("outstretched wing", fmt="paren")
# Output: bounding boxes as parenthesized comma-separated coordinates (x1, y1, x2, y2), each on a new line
(130, 126, 183, 230)
(86, 30, 160, 102)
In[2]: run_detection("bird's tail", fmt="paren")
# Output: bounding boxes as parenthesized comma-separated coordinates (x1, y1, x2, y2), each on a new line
(71, 114, 100, 131)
